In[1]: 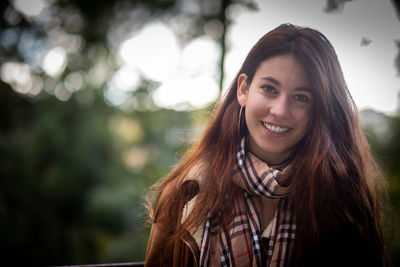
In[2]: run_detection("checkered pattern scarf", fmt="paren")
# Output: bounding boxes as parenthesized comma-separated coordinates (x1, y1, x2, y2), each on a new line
(199, 138, 296, 267)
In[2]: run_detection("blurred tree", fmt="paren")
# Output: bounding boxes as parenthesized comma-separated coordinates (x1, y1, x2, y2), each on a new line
(0, 69, 197, 265)
(0, 0, 256, 265)
(324, 0, 353, 13)
(362, 111, 400, 266)
(393, 0, 400, 18)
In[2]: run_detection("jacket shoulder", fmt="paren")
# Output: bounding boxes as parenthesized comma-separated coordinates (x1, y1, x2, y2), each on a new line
(145, 161, 209, 266)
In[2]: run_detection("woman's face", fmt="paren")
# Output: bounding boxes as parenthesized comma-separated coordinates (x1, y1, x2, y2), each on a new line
(237, 54, 312, 164)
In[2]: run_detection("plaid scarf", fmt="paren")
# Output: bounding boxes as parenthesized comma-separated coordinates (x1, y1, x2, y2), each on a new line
(199, 138, 296, 267)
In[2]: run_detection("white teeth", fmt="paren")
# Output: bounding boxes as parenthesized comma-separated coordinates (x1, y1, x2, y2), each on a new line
(263, 122, 289, 133)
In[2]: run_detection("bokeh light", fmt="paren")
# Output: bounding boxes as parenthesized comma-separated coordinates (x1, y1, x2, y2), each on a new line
(42, 46, 67, 77)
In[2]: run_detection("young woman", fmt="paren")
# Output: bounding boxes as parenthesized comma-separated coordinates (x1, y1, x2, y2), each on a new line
(145, 24, 386, 267)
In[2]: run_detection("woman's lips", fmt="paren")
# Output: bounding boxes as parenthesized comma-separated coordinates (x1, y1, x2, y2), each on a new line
(261, 121, 291, 134)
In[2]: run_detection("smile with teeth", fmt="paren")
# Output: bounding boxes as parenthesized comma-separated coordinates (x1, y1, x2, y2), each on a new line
(262, 122, 290, 134)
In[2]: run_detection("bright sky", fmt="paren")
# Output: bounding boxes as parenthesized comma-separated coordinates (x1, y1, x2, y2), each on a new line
(117, 23, 221, 110)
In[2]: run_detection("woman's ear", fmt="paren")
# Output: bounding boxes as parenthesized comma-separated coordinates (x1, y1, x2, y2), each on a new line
(237, 73, 249, 107)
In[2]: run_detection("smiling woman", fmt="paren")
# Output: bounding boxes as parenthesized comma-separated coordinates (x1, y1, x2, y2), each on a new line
(145, 24, 387, 267)
(237, 54, 312, 165)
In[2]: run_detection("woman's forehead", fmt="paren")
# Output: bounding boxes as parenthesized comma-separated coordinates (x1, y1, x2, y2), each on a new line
(253, 54, 311, 88)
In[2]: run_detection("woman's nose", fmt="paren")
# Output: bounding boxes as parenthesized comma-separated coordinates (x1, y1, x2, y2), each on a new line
(269, 96, 290, 118)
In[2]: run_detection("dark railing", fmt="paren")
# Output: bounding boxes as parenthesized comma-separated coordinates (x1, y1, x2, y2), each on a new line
(54, 262, 145, 267)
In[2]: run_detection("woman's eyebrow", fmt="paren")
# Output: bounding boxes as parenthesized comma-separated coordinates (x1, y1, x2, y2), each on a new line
(295, 87, 312, 93)
(261, 76, 280, 86)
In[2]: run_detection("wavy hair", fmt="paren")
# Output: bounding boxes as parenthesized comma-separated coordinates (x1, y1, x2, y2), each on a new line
(147, 24, 386, 264)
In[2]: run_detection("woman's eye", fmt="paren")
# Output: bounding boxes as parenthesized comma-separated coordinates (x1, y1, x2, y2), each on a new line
(293, 94, 309, 102)
(261, 85, 276, 93)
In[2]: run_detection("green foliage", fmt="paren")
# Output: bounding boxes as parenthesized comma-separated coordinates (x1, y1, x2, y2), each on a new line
(0, 82, 198, 265)
(363, 113, 400, 266)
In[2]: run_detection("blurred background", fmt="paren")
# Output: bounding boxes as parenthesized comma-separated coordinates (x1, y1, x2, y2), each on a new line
(1, 0, 400, 265)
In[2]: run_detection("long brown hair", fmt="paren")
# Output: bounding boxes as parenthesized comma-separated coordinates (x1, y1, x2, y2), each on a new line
(148, 24, 386, 264)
